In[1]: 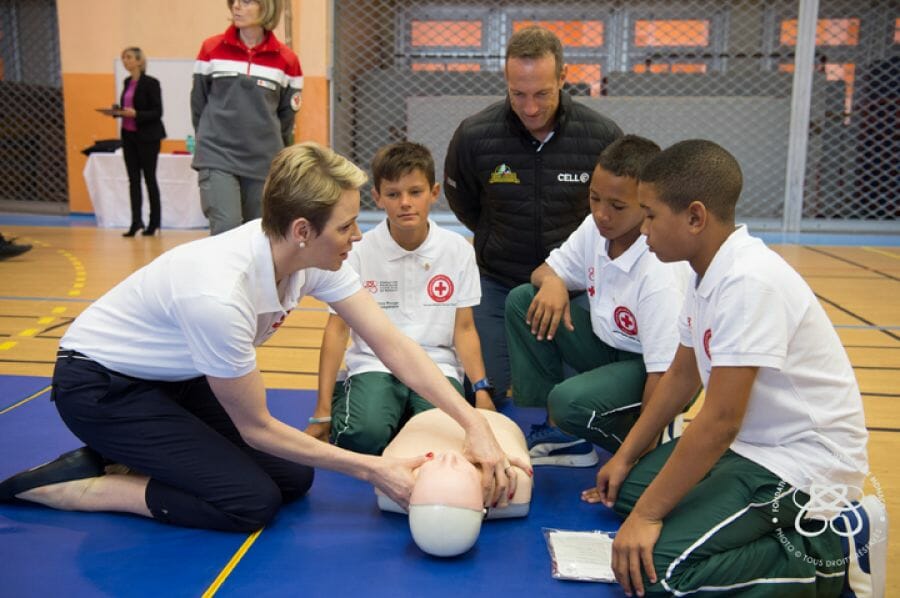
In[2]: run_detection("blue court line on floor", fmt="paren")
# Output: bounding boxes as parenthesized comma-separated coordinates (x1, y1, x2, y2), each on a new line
(0, 376, 52, 413)
(756, 232, 900, 246)
(0, 212, 97, 227)
(0, 385, 51, 414)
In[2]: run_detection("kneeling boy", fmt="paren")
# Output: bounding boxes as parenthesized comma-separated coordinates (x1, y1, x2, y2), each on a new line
(309, 142, 493, 455)
(584, 139, 883, 597)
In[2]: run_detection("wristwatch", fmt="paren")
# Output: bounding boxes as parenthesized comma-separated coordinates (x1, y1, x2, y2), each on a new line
(472, 377, 493, 393)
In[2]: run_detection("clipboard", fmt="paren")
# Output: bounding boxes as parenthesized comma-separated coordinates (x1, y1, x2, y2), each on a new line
(96, 108, 120, 116)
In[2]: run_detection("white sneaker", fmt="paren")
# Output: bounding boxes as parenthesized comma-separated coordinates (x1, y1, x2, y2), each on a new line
(659, 414, 684, 445)
(839, 494, 888, 598)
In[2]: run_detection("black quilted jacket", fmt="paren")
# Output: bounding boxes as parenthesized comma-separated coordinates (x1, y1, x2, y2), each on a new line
(444, 92, 622, 288)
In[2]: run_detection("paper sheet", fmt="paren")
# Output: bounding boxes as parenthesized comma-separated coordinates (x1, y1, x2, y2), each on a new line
(544, 529, 616, 582)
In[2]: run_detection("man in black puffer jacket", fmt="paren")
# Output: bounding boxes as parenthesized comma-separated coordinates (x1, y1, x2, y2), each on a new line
(444, 26, 622, 407)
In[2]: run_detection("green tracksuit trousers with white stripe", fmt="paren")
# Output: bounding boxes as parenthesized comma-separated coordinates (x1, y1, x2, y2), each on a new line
(506, 283, 646, 453)
(615, 439, 845, 597)
(330, 372, 461, 455)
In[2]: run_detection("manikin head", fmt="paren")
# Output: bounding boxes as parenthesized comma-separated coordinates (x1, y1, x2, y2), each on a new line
(408, 451, 484, 557)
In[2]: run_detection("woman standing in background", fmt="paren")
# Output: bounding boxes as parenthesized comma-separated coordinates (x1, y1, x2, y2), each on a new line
(116, 47, 166, 237)
(190, 0, 303, 235)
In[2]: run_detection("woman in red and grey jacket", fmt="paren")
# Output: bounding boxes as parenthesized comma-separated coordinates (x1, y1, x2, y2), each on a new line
(190, 0, 303, 235)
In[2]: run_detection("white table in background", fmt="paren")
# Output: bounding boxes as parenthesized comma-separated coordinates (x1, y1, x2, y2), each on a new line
(83, 151, 208, 229)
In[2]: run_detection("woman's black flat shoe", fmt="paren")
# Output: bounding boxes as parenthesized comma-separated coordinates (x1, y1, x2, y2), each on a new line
(0, 447, 105, 501)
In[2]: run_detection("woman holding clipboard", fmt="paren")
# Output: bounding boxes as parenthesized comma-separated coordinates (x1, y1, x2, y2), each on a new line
(110, 47, 166, 237)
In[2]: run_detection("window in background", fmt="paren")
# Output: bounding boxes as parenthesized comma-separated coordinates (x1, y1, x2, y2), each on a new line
(629, 18, 712, 74)
(512, 19, 606, 96)
(780, 18, 861, 118)
(406, 16, 490, 72)
(634, 19, 709, 46)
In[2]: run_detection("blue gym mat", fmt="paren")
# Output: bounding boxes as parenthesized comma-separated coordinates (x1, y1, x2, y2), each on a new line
(0, 376, 626, 597)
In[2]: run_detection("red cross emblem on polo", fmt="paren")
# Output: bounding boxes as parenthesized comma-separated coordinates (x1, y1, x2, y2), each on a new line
(427, 274, 454, 303)
(614, 306, 638, 336)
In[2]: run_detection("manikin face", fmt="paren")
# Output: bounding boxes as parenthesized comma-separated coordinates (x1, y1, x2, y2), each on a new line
(410, 450, 482, 510)
(505, 54, 566, 140)
(303, 188, 363, 271)
(589, 165, 645, 248)
(372, 169, 438, 237)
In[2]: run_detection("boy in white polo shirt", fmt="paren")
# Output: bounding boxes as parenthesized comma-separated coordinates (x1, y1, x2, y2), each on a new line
(584, 139, 884, 597)
(309, 142, 494, 455)
(506, 135, 688, 466)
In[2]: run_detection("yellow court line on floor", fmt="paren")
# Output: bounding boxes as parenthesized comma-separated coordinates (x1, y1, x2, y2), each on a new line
(0, 384, 52, 415)
(0, 341, 17, 351)
(863, 247, 900, 260)
(202, 528, 264, 597)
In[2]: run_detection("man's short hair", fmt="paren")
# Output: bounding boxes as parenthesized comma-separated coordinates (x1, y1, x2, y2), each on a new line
(505, 26, 564, 78)
(371, 141, 436, 190)
(225, 0, 283, 31)
(596, 135, 661, 179)
(639, 139, 743, 222)
(262, 142, 367, 239)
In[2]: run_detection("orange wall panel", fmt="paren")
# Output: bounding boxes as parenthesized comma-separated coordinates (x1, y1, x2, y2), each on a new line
(57, 0, 330, 213)
(296, 75, 329, 145)
(63, 73, 118, 213)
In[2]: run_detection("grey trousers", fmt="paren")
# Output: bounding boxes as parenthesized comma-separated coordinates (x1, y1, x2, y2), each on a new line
(198, 168, 266, 235)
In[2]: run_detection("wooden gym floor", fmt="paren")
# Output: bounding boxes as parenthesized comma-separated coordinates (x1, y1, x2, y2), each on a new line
(0, 221, 897, 593)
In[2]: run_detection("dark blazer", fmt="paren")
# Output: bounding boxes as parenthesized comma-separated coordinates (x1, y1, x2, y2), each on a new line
(120, 74, 167, 142)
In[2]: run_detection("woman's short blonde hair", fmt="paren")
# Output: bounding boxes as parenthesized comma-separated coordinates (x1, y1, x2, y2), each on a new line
(121, 47, 146, 73)
(262, 142, 367, 239)
(225, 0, 283, 32)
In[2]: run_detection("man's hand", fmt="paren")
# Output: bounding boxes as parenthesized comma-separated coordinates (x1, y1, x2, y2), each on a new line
(581, 453, 634, 508)
(369, 454, 432, 510)
(526, 277, 573, 340)
(461, 412, 531, 507)
(304, 421, 331, 442)
(611, 512, 662, 597)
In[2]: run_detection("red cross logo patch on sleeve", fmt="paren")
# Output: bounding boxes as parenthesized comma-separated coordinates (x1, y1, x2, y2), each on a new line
(614, 306, 638, 336)
(272, 309, 292, 330)
(364, 280, 378, 294)
(427, 274, 454, 303)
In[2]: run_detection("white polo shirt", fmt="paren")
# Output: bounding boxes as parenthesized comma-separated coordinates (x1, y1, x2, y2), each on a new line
(545, 215, 687, 372)
(62, 220, 360, 381)
(679, 225, 868, 496)
(341, 219, 480, 380)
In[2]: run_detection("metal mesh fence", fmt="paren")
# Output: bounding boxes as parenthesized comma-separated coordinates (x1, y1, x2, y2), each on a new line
(333, 0, 899, 230)
(0, 0, 67, 211)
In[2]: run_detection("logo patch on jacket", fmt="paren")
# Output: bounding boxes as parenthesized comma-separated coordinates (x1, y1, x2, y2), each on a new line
(557, 172, 590, 183)
(488, 164, 520, 184)
(256, 79, 277, 91)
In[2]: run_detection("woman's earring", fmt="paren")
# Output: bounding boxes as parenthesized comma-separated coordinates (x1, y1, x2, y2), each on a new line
(298, 241, 306, 249)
